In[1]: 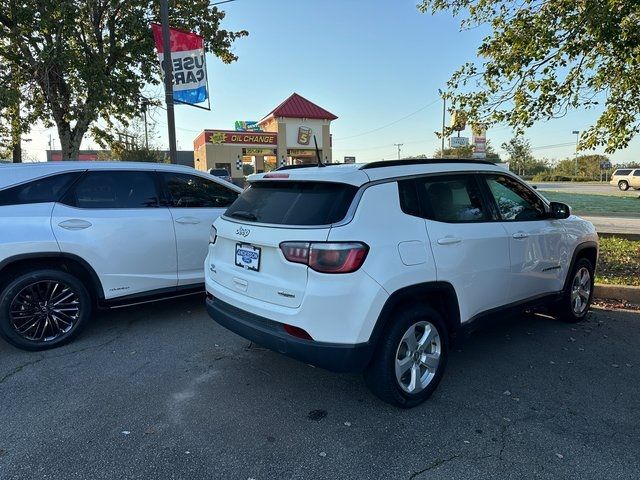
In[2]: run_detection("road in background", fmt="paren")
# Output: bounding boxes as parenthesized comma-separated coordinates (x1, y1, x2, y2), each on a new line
(533, 182, 640, 197)
(1, 297, 639, 480)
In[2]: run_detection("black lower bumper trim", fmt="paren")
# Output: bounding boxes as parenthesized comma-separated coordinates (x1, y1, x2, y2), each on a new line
(206, 297, 374, 373)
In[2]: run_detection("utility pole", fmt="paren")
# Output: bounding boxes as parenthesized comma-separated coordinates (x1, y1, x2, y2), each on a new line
(160, 0, 177, 164)
(573, 130, 580, 175)
(394, 143, 403, 160)
(142, 100, 149, 151)
(439, 89, 446, 158)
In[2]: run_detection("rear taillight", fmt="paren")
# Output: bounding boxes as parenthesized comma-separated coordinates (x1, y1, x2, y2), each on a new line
(280, 242, 368, 273)
(209, 225, 217, 244)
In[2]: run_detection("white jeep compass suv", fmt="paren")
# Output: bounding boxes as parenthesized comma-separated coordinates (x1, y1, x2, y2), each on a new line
(205, 159, 598, 407)
(0, 161, 241, 350)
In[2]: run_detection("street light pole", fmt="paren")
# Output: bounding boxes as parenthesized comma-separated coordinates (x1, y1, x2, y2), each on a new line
(394, 143, 403, 160)
(572, 130, 580, 176)
(160, 0, 177, 164)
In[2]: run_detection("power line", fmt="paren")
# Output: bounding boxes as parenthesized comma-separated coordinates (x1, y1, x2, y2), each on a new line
(333, 99, 440, 141)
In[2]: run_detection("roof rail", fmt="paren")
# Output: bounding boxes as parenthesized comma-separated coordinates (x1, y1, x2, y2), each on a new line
(275, 163, 340, 171)
(360, 158, 496, 170)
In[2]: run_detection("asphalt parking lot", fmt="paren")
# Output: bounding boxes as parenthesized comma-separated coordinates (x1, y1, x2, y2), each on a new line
(1, 297, 639, 480)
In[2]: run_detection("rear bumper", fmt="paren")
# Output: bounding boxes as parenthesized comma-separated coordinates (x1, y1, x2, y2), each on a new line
(206, 296, 374, 373)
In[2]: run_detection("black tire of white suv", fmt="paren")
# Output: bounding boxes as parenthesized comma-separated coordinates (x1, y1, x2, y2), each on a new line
(554, 258, 595, 323)
(364, 305, 449, 408)
(0, 269, 92, 351)
(618, 180, 629, 191)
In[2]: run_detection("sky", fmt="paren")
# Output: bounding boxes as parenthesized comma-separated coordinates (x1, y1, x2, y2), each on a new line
(23, 0, 640, 164)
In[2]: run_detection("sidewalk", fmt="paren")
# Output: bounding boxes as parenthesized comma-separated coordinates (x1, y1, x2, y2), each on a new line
(583, 215, 640, 237)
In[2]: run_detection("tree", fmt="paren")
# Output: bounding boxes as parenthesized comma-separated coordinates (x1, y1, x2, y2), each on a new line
(553, 154, 609, 179)
(418, 1, 640, 153)
(0, 1, 248, 160)
(501, 136, 548, 176)
(433, 145, 474, 158)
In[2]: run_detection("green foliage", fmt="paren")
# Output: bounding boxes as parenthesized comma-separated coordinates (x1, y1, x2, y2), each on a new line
(433, 145, 474, 158)
(242, 163, 255, 176)
(0, 1, 248, 159)
(501, 136, 548, 176)
(418, 1, 640, 153)
(596, 237, 640, 287)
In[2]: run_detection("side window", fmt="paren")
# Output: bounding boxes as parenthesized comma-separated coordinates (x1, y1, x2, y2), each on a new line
(614, 169, 631, 176)
(161, 173, 238, 208)
(412, 174, 488, 223)
(0, 172, 82, 206)
(397, 179, 421, 217)
(62, 171, 159, 209)
(633, 170, 640, 176)
(483, 174, 546, 221)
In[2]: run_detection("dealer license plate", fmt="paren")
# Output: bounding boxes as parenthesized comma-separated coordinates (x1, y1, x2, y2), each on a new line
(235, 243, 261, 271)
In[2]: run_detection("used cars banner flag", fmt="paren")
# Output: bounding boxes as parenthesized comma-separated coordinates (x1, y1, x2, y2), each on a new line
(151, 23, 209, 106)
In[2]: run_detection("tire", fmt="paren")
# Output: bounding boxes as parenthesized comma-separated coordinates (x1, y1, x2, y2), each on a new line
(364, 305, 449, 408)
(0, 269, 92, 351)
(618, 180, 629, 191)
(553, 258, 595, 323)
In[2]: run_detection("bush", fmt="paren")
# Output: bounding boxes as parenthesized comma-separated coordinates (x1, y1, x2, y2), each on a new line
(532, 173, 600, 182)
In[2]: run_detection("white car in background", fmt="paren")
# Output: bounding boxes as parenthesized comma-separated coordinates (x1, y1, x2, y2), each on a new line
(0, 161, 241, 350)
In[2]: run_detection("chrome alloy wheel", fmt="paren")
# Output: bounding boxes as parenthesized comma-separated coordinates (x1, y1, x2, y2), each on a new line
(570, 267, 592, 316)
(9, 281, 81, 342)
(395, 321, 441, 394)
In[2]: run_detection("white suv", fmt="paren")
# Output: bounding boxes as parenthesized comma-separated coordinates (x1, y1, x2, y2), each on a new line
(609, 168, 640, 191)
(0, 161, 241, 350)
(205, 160, 598, 407)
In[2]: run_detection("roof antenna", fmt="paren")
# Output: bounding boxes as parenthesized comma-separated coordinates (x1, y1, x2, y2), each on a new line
(314, 135, 326, 167)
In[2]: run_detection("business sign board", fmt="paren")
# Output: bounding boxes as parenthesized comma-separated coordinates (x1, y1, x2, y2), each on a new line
(449, 136, 469, 148)
(206, 130, 277, 146)
(151, 24, 209, 106)
(450, 110, 467, 131)
(235, 121, 263, 132)
(472, 127, 487, 159)
(344, 156, 356, 164)
(297, 126, 312, 145)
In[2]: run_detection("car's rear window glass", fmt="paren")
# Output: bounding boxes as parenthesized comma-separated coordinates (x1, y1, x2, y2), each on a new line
(0, 172, 82, 206)
(226, 181, 358, 225)
(614, 169, 632, 175)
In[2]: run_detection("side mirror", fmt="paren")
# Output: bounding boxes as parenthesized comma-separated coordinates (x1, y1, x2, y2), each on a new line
(549, 201, 570, 219)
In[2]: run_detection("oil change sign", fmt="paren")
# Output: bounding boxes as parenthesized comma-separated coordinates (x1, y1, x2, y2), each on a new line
(151, 23, 209, 106)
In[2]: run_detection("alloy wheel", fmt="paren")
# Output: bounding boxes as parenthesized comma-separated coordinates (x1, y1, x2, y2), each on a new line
(395, 321, 441, 394)
(9, 280, 81, 342)
(570, 267, 591, 316)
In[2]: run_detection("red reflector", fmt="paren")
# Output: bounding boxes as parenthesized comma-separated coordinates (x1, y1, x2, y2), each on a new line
(284, 324, 313, 340)
(264, 173, 290, 179)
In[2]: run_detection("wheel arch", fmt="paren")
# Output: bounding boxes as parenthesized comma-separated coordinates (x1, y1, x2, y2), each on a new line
(563, 241, 598, 292)
(368, 282, 461, 348)
(0, 252, 105, 301)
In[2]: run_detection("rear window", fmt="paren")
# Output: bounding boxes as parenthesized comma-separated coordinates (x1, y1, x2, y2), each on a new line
(225, 181, 358, 225)
(614, 169, 632, 176)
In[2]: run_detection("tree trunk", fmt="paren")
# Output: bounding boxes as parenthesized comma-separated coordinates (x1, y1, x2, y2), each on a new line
(12, 140, 21, 163)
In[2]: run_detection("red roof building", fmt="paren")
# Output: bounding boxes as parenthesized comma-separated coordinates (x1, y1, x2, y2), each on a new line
(260, 93, 338, 121)
(194, 93, 338, 180)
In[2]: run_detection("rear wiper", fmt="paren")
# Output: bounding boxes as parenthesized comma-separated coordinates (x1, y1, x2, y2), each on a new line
(229, 211, 257, 221)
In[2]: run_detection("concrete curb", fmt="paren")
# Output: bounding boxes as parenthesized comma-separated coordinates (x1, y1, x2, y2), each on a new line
(594, 284, 640, 303)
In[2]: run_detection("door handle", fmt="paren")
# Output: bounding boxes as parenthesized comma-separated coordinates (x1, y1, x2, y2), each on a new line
(513, 232, 529, 240)
(58, 219, 92, 230)
(175, 217, 201, 225)
(437, 237, 462, 245)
